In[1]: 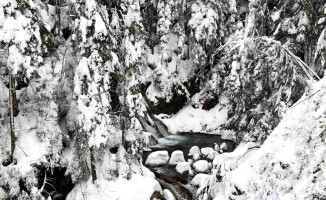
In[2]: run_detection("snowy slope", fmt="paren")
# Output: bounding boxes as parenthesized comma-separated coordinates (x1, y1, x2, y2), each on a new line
(158, 99, 228, 134)
(205, 78, 326, 199)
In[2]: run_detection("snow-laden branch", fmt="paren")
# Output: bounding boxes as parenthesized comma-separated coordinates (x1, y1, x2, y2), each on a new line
(258, 36, 320, 80)
(212, 36, 321, 81)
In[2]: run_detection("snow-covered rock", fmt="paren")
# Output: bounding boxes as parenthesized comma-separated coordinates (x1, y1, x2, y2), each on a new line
(201, 147, 214, 157)
(0, 188, 8, 199)
(67, 173, 162, 200)
(190, 174, 211, 188)
(207, 150, 218, 160)
(193, 160, 210, 173)
(145, 151, 169, 166)
(193, 153, 201, 161)
(214, 143, 219, 152)
(163, 189, 176, 200)
(169, 150, 185, 165)
(220, 142, 227, 151)
(176, 162, 191, 174)
(189, 169, 194, 176)
(189, 146, 200, 156)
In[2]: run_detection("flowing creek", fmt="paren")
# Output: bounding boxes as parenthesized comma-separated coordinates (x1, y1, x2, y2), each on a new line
(142, 132, 235, 199)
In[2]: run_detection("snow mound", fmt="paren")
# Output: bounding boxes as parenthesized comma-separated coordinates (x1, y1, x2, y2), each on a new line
(163, 189, 176, 200)
(158, 99, 229, 134)
(145, 151, 169, 166)
(193, 160, 211, 173)
(189, 146, 200, 156)
(220, 142, 227, 151)
(201, 147, 214, 157)
(176, 162, 191, 174)
(169, 150, 185, 165)
(193, 153, 201, 161)
(190, 174, 211, 188)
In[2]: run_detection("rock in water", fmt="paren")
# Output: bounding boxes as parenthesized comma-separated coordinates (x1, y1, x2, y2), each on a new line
(190, 174, 211, 188)
(176, 162, 191, 174)
(193, 160, 210, 173)
(188, 146, 200, 156)
(163, 189, 176, 200)
(214, 143, 219, 152)
(193, 153, 201, 161)
(145, 151, 169, 166)
(201, 147, 214, 157)
(220, 142, 227, 151)
(169, 150, 185, 165)
(207, 151, 218, 160)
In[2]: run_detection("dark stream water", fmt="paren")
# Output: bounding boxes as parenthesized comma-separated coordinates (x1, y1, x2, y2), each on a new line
(142, 132, 235, 200)
(143, 132, 235, 161)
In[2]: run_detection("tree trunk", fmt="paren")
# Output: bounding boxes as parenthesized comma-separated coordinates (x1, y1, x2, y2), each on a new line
(9, 75, 15, 160)
(55, 0, 61, 36)
(90, 147, 97, 183)
(121, 118, 125, 148)
(121, 70, 127, 148)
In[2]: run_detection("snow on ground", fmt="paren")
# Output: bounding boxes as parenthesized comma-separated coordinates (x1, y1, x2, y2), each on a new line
(157, 97, 229, 137)
(66, 173, 162, 200)
(163, 189, 176, 200)
(67, 150, 162, 200)
(205, 78, 326, 199)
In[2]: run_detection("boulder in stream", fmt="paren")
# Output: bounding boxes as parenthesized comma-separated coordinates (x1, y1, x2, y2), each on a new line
(201, 147, 214, 157)
(220, 142, 227, 151)
(169, 150, 185, 165)
(193, 153, 200, 161)
(190, 174, 211, 188)
(163, 189, 176, 200)
(193, 160, 211, 173)
(176, 162, 191, 174)
(145, 151, 170, 166)
(207, 151, 218, 160)
(188, 146, 200, 156)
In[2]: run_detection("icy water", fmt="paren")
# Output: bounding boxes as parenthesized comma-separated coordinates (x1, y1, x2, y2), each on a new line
(143, 132, 235, 161)
(142, 132, 235, 200)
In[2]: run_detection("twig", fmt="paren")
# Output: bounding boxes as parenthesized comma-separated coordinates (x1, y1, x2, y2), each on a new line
(40, 172, 47, 192)
(286, 89, 321, 111)
(0, 75, 8, 81)
(13, 127, 37, 132)
(15, 142, 28, 157)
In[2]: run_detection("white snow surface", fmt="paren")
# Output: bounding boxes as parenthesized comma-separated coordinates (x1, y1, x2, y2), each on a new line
(201, 147, 214, 157)
(163, 189, 176, 200)
(220, 142, 227, 151)
(193, 160, 211, 173)
(191, 174, 211, 195)
(207, 78, 326, 199)
(66, 173, 162, 200)
(169, 150, 186, 165)
(188, 146, 201, 156)
(157, 99, 229, 136)
(145, 150, 169, 166)
(176, 162, 191, 174)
